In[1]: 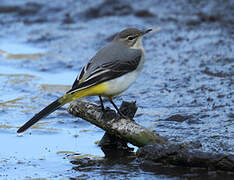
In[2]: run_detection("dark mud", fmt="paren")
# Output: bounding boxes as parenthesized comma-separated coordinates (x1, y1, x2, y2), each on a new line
(0, 0, 233, 179)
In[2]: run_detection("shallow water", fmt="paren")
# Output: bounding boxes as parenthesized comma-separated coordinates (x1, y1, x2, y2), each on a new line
(0, 0, 233, 179)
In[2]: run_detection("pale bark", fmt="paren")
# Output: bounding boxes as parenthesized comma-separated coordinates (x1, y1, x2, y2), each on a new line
(67, 100, 167, 147)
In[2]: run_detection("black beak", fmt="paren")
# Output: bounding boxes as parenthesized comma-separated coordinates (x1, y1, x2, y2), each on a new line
(143, 29, 152, 35)
(142, 27, 161, 36)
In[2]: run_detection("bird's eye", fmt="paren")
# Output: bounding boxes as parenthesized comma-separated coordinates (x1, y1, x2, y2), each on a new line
(127, 36, 135, 40)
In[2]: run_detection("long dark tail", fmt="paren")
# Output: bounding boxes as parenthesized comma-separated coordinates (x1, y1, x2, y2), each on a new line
(17, 88, 91, 133)
(17, 98, 64, 133)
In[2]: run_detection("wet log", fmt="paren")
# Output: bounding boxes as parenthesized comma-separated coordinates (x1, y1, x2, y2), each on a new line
(98, 101, 138, 153)
(67, 100, 167, 147)
(68, 100, 234, 172)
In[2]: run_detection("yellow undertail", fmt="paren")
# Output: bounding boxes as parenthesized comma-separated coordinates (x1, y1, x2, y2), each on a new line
(58, 82, 108, 104)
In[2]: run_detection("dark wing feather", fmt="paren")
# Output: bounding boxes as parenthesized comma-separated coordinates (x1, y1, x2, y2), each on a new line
(67, 43, 142, 94)
(70, 62, 91, 90)
(79, 56, 141, 89)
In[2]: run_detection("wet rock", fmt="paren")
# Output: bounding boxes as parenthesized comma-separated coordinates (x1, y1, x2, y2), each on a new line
(98, 101, 137, 154)
(227, 113, 234, 119)
(0, 2, 64, 24)
(71, 157, 101, 169)
(184, 140, 202, 149)
(201, 67, 234, 78)
(27, 33, 64, 43)
(23, 17, 48, 24)
(134, 10, 155, 18)
(137, 144, 234, 171)
(174, 36, 185, 42)
(217, 57, 234, 64)
(99, 133, 131, 150)
(207, 97, 213, 102)
(163, 114, 191, 122)
(119, 101, 137, 119)
(0, 2, 42, 15)
(197, 12, 221, 23)
(137, 143, 187, 161)
(81, 0, 133, 19)
(199, 114, 210, 119)
(71, 151, 136, 171)
(0, 5, 18, 14)
(62, 13, 75, 24)
(18, 2, 43, 16)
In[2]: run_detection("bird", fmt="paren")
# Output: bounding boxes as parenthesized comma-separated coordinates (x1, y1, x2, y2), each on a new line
(17, 27, 152, 133)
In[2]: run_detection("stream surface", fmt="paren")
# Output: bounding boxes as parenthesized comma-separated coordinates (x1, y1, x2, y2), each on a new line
(0, 0, 233, 179)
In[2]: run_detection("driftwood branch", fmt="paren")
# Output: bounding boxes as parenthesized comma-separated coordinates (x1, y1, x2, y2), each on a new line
(67, 100, 167, 147)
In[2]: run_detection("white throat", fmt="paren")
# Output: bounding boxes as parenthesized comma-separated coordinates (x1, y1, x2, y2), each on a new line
(131, 37, 143, 50)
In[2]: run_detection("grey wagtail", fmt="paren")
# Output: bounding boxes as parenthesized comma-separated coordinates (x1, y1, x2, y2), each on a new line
(17, 28, 153, 133)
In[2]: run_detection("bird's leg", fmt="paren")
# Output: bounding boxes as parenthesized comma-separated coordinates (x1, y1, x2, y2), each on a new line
(108, 98, 127, 119)
(99, 96, 105, 111)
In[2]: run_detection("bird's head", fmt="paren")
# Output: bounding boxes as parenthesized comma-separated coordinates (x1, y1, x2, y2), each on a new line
(113, 28, 152, 49)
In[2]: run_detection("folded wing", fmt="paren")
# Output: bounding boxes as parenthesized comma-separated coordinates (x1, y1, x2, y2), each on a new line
(67, 43, 142, 94)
